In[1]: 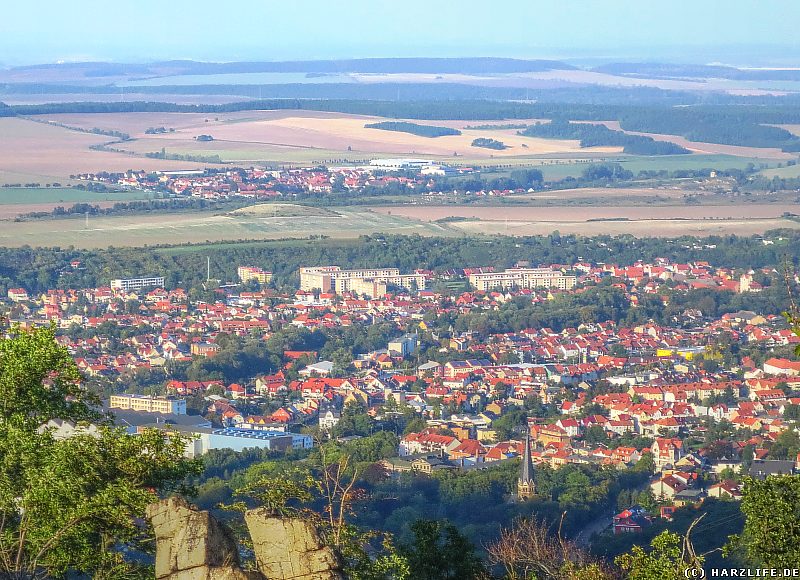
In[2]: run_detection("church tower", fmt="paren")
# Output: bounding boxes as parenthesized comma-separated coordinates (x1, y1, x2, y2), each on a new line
(738, 274, 752, 293)
(517, 434, 536, 500)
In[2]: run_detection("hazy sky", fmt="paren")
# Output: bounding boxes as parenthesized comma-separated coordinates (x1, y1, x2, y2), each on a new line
(2, 0, 798, 65)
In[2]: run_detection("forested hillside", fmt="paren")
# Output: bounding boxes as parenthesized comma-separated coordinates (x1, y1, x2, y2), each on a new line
(521, 120, 690, 155)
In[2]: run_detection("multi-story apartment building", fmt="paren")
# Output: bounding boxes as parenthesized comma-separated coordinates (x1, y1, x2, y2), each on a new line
(237, 266, 273, 284)
(109, 394, 187, 415)
(468, 268, 576, 292)
(299, 266, 425, 297)
(110, 276, 165, 291)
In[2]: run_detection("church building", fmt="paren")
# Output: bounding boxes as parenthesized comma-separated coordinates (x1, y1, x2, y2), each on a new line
(517, 434, 536, 499)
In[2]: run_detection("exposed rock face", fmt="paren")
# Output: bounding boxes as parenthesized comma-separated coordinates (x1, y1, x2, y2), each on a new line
(146, 497, 262, 580)
(146, 499, 342, 580)
(245, 509, 343, 580)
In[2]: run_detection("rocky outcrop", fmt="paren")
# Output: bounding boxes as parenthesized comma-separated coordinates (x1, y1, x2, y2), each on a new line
(146, 497, 262, 580)
(146, 499, 343, 580)
(245, 510, 343, 580)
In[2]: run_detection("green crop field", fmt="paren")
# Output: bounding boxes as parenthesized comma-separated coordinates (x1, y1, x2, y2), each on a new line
(0, 187, 147, 206)
(759, 164, 800, 178)
(4, 199, 799, 249)
(613, 154, 771, 174)
(0, 206, 456, 248)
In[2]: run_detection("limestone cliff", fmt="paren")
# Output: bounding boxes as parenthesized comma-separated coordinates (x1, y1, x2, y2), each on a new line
(146, 498, 343, 580)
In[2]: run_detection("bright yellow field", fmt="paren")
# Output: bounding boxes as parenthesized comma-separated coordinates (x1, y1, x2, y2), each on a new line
(37, 110, 621, 164)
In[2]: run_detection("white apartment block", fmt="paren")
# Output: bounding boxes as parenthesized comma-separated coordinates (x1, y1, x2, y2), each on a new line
(299, 266, 425, 297)
(110, 276, 165, 291)
(468, 268, 576, 292)
(109, 394, 187, 415)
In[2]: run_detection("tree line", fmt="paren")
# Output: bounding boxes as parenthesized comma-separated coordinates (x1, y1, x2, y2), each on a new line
(521, 120, 690, 155)
(364, 121, 461, 137)
(1, 231, 798, 296)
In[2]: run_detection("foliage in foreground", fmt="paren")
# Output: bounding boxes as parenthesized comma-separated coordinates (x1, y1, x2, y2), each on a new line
(728, 474, 800, 568)
(0, 325, 200, 579)
(616, 530, 702, 580)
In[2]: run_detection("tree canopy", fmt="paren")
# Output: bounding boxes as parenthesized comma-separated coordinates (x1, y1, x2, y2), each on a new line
(0, 325, 199, 579)
(732, 475, 800, 568)
(0, 324, 100, 429)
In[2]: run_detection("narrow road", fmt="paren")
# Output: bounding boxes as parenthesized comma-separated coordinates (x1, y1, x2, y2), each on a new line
(575, 511, 612, 546)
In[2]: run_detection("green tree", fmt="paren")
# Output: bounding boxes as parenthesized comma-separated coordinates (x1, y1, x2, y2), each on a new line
(584, 424, 609, 446)
(229, 442, 409, 580)
(0, 325, 199, 579)
(402, 519, 484, 580)
(740, 444, 755, 474)
(718, 467, 739, 483)
(616, 530, 703, 580)
(333, 402, 373, 437)
(730, 475, 800, 567)
(767, 428, 800, 460)
(0, 426, 198, 579)
(403, 417, 428, 435)
(0, 324, 101, 429)
(633, 452, 655, 474)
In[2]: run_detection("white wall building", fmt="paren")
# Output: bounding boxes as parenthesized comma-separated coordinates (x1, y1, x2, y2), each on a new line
(110, 276, 165, 291)
(468, 268, 576, 292)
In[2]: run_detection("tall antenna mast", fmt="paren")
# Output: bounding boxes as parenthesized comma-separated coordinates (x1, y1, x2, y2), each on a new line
(85, 211, 89, 229)
(207, 256, 211, 282)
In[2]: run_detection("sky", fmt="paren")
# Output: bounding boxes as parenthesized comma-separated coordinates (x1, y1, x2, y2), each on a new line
(1, 0, 799, 66)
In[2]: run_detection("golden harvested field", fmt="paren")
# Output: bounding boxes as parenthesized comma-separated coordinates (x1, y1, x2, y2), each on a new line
(37, 110, 334, 136)
(208, 115, 618, 157)
(37, 110, 620, 163)
(0, 117, 203, 183)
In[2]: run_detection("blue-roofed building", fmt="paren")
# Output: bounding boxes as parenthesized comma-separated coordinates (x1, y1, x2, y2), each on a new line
(140, 424, 313, 458)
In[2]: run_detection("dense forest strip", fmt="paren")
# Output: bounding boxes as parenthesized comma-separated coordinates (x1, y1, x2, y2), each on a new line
(616, 108, 800, 152)
(520, 120, 690, 155)
(1, 231, 797, 295)
(364, 121, 461, 137)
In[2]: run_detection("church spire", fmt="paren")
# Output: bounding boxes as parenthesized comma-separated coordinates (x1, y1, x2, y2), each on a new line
(517, 433, 536, 500)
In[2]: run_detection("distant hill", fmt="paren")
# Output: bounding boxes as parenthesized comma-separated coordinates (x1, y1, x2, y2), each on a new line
(7, 57, 576, 78)
(593, 62, 800, 81)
